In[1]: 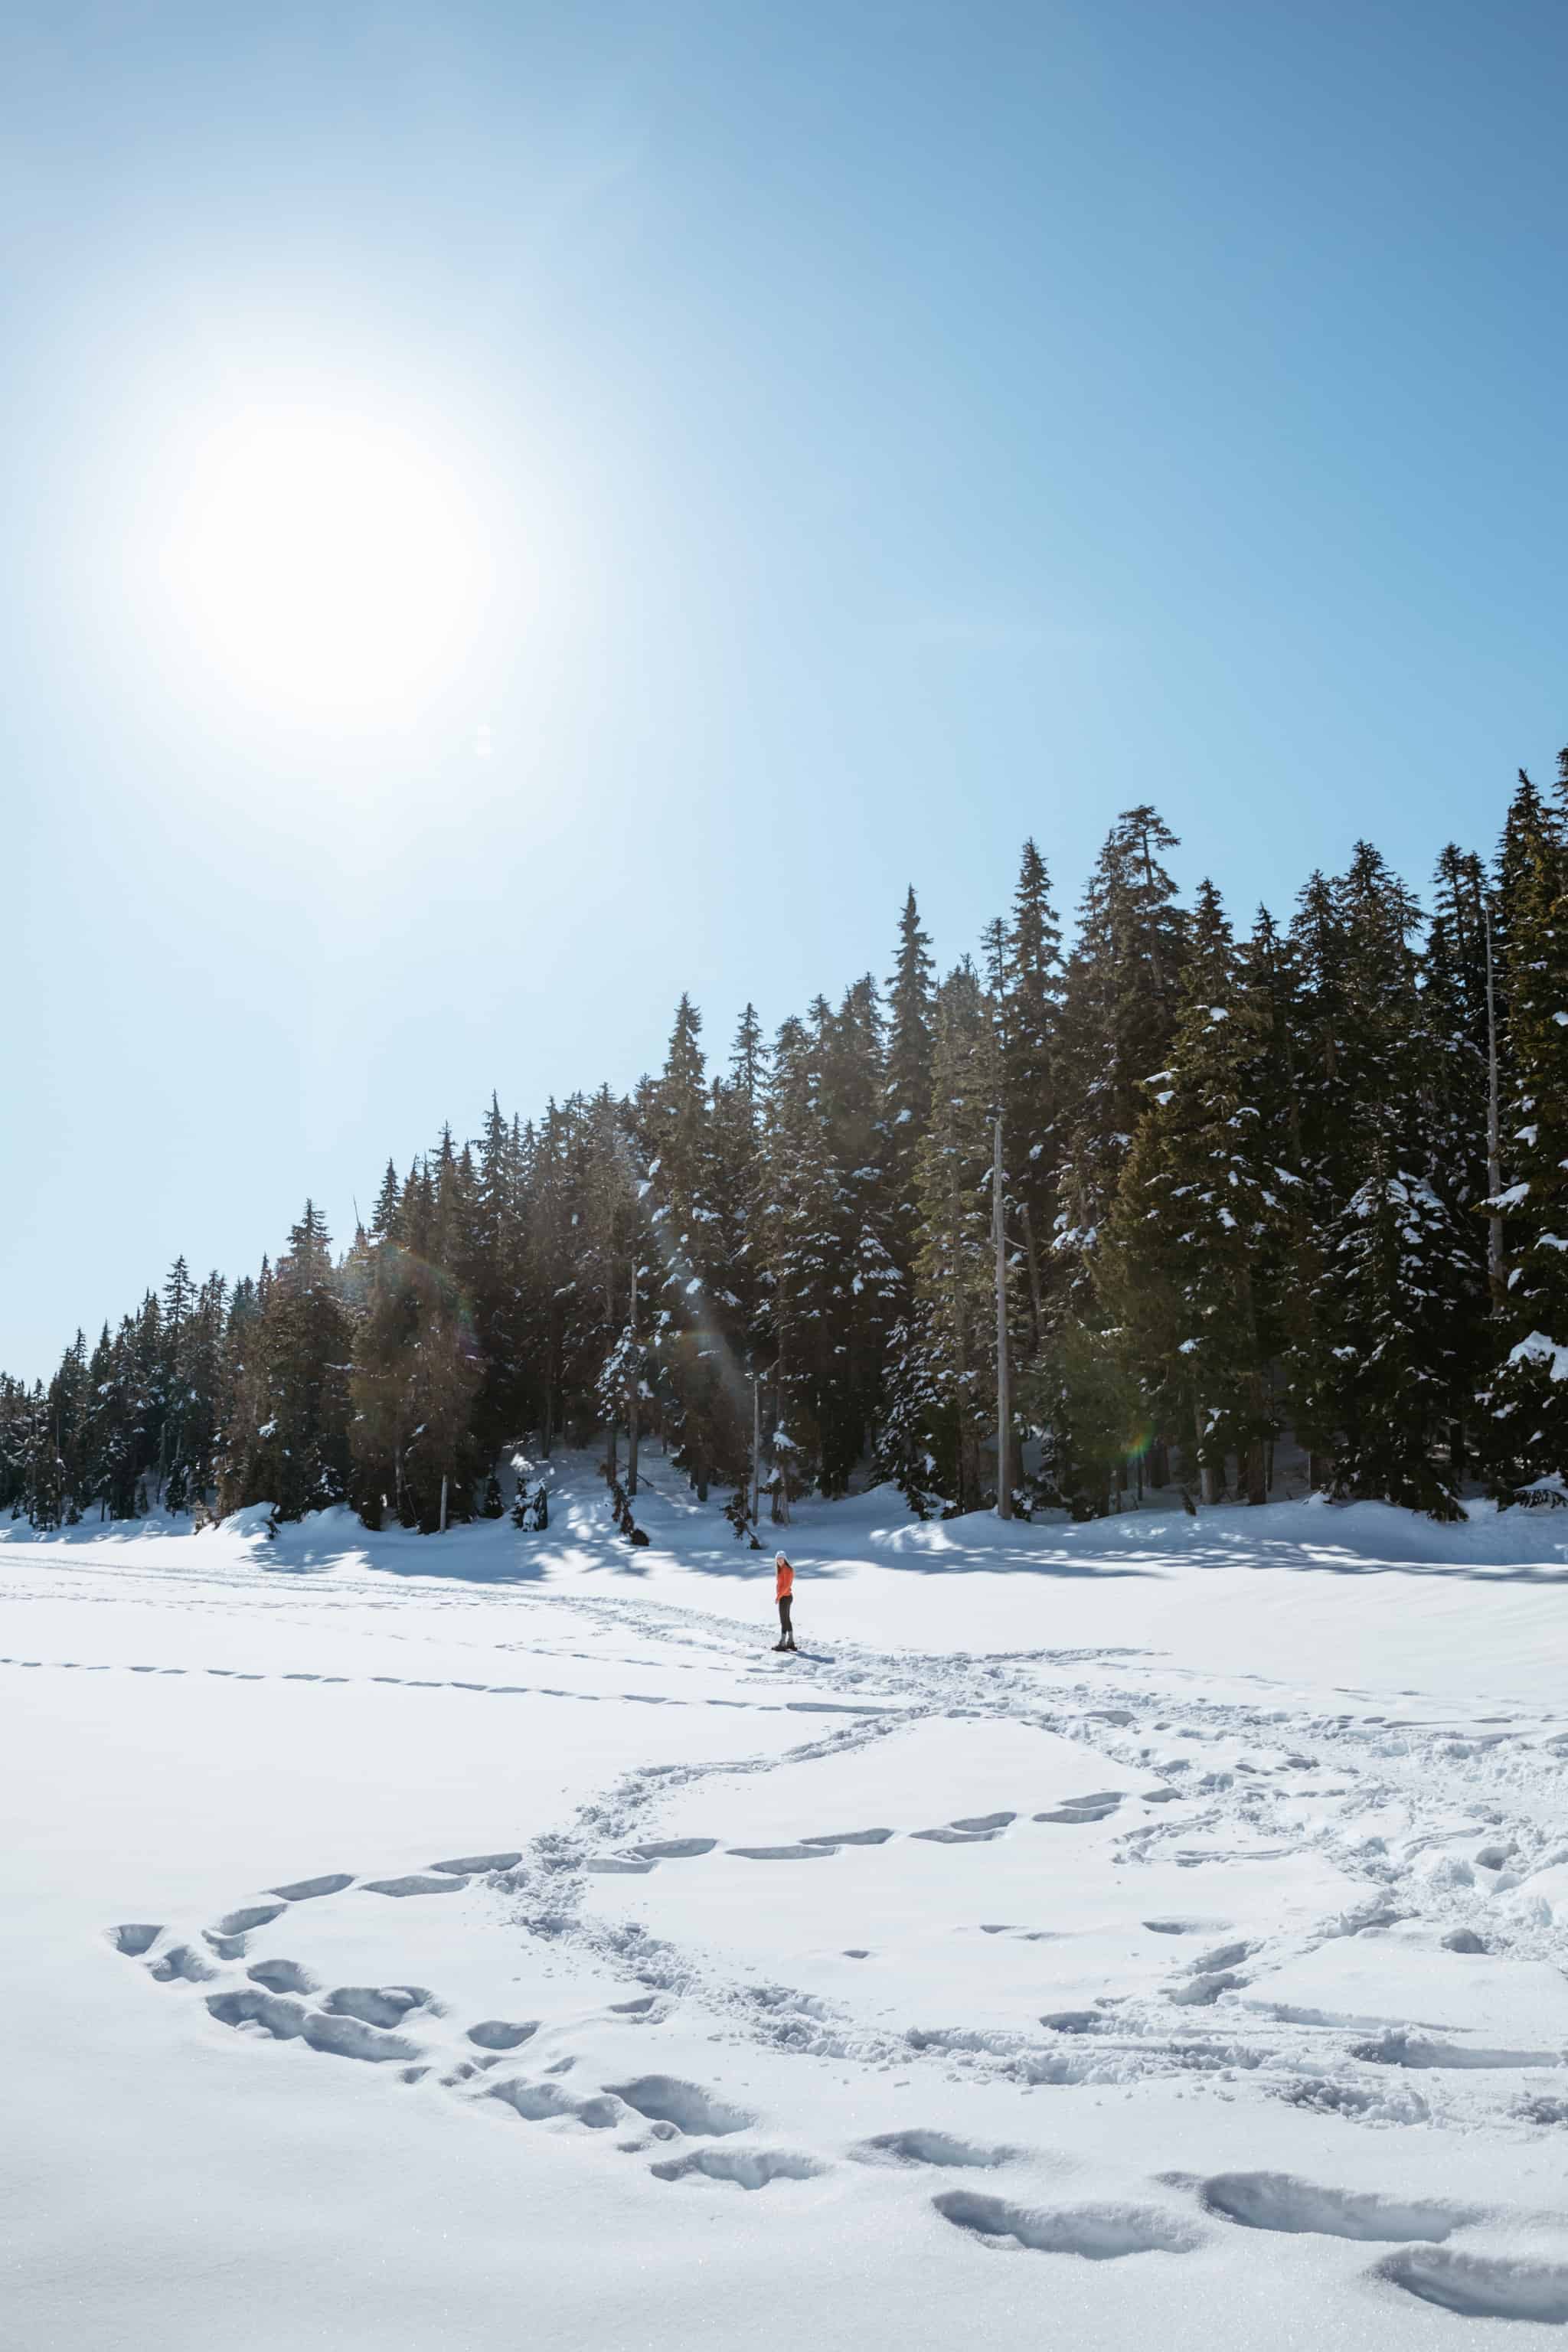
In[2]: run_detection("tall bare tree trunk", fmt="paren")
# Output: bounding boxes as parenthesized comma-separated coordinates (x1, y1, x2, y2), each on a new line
(1484, 899, 1506, 1308)
(1194, 1400, 1217, 1505)
(993, 1117, 1013, 1518)
(751, 1372, 761, 1527)
(770, 1351, 790, 1524)
(626, 1259, 640, 1498)
(1020, 1202, 1044, 1354)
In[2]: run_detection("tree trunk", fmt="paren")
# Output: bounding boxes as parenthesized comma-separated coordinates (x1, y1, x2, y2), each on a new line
(1484, 899, 1506, 1308)
(439, 1474, 449, 1534)
(1020, 1202, 1044, 1355)
(1194, 1400, 1217, 1505)
(1244, 1439, 1266, 1505)
(993, 1117, 1013, 1518)
(772, 1355, 790, 1524)
(751, 1374, 761, 1527)
(626, 1261, 640, 1496)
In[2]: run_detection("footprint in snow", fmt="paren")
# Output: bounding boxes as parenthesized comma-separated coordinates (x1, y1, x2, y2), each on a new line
(1378, 2246, 1568, 2323)
(652, 2148, 825, 2190)
(913, 1824, 1005, 1845)
(488, 2078, 623, 2128)
(304, 2011, 422, 2063)
(361, 1873, 468, 1897)
(323, 1985, 434, 2028)
(1198, 2172, 1475, 2243)
(270, 1873, 354, 1901)
(467, 2020, 538, 2050)
(1142, 1916, 1232, 1937)
(603, 2076, 755, 2135)
(1034, 1794, 1123, 1825)
(248, 1958, 318, 1994)
(727, 1844, 835, 1862)
(213, 1903, 288, 1937)
(206, 1988, 423, 2063)
(852, 2130, 1021, 2171)
(111, 1923, 162, 1956)
(933, 2191, 1200, 2259)
(149, 1942, 216, 1984)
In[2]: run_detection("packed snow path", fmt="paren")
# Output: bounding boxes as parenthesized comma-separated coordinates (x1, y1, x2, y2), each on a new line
(8, 1470, 1568, 2348)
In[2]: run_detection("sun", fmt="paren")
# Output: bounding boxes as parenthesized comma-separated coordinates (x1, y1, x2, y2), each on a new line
(157, 405, 488, 724)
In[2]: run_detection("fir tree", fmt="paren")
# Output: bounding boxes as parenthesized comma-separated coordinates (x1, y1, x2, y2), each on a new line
(221, 1204, 353, 1520)
(1000, 838, 1064, 1351)
(884, 887, 936, 1267)
(1486, 753, 1568, 1488)
(883, 963, 1006, 1513)
(1101, 881, 1289, 1503)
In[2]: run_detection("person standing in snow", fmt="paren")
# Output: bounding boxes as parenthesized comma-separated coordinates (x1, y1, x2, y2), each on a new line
(772, 1550, 796, 1652)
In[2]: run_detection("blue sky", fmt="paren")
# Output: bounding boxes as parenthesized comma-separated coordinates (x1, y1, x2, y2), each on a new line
(5, 0, 1566, 1379)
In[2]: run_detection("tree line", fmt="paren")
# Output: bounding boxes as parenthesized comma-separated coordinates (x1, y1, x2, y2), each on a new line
(7, 762, 1568, 1532)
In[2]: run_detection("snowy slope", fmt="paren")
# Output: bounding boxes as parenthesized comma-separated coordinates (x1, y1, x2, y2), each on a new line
(7, 1468, 1568, 2347)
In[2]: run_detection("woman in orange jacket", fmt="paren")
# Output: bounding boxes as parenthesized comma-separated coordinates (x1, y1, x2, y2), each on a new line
(772, 1550, 797, 1651)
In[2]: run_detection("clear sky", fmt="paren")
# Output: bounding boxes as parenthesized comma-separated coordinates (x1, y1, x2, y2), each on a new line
(5, 0, 1566, 1380)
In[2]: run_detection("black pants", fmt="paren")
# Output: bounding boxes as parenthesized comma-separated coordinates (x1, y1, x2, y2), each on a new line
(777, 1595, 794, 1642)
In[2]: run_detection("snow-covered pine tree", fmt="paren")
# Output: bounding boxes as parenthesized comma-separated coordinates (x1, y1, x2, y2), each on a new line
(882, 962, 1007, 1514)
(348, 1226, 480, 1533)
(220, 1204, 353, 1521)
(758, 982, 899, 1496)
(639, 998, 746, 1499)
(1289, 846, 1482, 1512)
(884, 887, 936, 1276)
(466, 1094, 528, 1468)
(1308, 1152, 1479, 1518)
(1052, 806, 1187, 1305)
(999, 838, 1065, 1354)
(369, 1158, 400, 1240)
(1100, 880, 1289, 1504)
(1485, 754, 1568, 1491)
(756, 1012, 829, 1489)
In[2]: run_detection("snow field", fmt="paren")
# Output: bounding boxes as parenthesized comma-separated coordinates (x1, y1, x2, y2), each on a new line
(8, 1465, 1568, 2347)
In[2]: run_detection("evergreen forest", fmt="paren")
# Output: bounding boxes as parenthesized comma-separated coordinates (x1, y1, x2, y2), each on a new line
(9, 763, 1568, 1533)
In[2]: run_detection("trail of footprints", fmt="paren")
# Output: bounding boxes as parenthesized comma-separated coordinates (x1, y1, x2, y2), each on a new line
(1, 1649, 898, 1726)
(584, 1789, 1129, 1870)
(109, 1827, 1568, 2320)
(109, 1890, 1568, 2314)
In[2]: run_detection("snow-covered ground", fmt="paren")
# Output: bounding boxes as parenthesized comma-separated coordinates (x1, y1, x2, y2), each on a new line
(8, 1467, 1568, 2347)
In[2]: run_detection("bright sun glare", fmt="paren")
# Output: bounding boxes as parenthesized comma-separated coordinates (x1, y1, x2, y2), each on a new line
(158, 407, 488, 724)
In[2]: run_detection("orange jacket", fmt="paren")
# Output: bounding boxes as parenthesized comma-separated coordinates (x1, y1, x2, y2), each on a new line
(775, 1558, 793, 1600)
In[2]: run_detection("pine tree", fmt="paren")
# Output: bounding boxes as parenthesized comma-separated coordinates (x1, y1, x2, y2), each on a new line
(1053, 807, 1187, 1298)
(880, 963, 1005, 1513)
(639, 998, 746, 1498)
(1101, 881, 1289, 1503)
(1000, 839, 1064, 1351)
(884, 887, 936, 1268)
(221, 1204, 352, 1519)
(1486, 753, 1568, 1489)
(1289, 846, 1484, 1508)
(370, 1158, 401, 1240)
